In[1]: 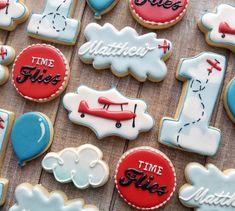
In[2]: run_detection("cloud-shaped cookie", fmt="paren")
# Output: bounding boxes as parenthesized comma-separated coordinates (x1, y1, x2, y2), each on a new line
(0, 0, 27, 30)
(78, 23, 172, 82)
(42, 144, 109, 189)
(200, 4, 235, 52)
(63, 85, 154, 140)
(179, 163, 235, 211)
(9, 183, 99, 211)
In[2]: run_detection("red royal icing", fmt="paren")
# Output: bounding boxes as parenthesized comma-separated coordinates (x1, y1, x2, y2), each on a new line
(78, 100, 136, 121)
(207, 59, 222, 73)
(219, 22, 235, 35)
(12, 44, 68, 101)
(115, 147, 176, 209)
(130, 0, 188, 24)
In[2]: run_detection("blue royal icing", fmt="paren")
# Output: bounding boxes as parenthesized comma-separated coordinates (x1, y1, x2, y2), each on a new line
(27, 0, 80, 45)
(11, 112, 52, 166)
(226, 78, 235, 120)
(87, 0, 117, 18)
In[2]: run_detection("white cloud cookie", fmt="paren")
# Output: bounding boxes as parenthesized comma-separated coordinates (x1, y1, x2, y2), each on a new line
(42, 144, 109, 189)
(78, 23, 172, 82)
(199, 4, 235, 53)
(63, 86, 154, 140)
(9, 183, 99, 211)
(179, 163, 235, 211)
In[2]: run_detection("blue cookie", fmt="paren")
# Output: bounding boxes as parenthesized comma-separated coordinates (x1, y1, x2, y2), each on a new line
(224, 78, 235, 123)
(11, 112, 53, 166)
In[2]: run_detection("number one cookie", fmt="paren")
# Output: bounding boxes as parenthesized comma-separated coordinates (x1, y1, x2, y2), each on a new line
(27, 0, 80, 45)
(159, 52, 226, 156)
(0, 109, 14, 206)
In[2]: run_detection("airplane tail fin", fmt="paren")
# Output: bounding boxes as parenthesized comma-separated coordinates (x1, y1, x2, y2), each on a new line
(78, 100, 89, 113)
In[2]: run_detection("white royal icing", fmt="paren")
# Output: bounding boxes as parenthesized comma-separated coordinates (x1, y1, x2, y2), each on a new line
(78, 23, 172, 82)
(0, 45, 15, 85)
(200, 4, 235, 51)
(27, 0, 80, 44)
(0, 0, 27, 30)
(42, 144, 109, 189)
(9, 183, 99, 211)
(0, 109, 13, 206)
(0, 111, 8, 152)
(159, 52, 226, 156)
(63, 85, 154, 140)
(179, 163, 235, 211)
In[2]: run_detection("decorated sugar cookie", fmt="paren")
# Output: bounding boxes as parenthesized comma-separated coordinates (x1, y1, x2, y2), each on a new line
(9, 183, 99, 211)
(11, 112, 54, 166)
(224, 78, 235, 123)
(0, 109, 14, 166)
(12, 44, 70, 102)
(86, 0, 120, 19)
(0, 178, 8, 206)
(42, 144, 109, 189)
(27, 0, 80, 45)
(78, 23, 172, 82)
(199, 4, 235, 53)
(115, 147, 176, 210)
(0, 109, 14, 206)
(63, 86, 154, 140)
(0, 45, 15, 85)
(0, 0, 28, 31)
(129, 0, 189, 29)
(159, 52, 226, 156)
(179, 163, 235, 211)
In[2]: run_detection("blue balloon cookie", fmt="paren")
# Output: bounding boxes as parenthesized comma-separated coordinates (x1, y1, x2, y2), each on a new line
(224, 78, 235, 123)
(86, 0, 120, 19)
(11, 112, 53, 166)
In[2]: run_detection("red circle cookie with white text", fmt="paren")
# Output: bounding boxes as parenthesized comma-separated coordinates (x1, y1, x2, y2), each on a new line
(12, 44, 70, 102)
(115, 147, 176, 210)
(129, 0, 189, 29)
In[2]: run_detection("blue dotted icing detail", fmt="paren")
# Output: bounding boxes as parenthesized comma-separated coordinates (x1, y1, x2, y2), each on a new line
(11, 112, 51, 166)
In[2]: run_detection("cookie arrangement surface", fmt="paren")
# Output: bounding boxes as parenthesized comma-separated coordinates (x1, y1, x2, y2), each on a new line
(1, 1, 235, 210)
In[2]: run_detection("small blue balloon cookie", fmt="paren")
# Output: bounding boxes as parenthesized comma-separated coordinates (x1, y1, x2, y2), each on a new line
(11, 112, 53, 166)
(86, 0, 120, 19)
(224, 78, 235, 123)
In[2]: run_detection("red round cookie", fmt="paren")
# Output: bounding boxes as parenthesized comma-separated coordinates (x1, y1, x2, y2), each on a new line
(115, 147, 176, 210)
(12, 44, 69, 102)
(129, 0, 189, 29)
